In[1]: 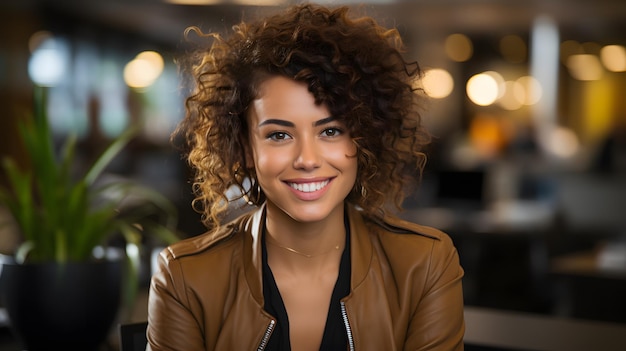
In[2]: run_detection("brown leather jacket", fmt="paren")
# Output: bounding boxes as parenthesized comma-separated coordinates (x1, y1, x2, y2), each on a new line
(147, 204, 465, 350)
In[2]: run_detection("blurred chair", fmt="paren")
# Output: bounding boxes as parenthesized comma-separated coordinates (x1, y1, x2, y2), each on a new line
(118, 321, 148, 351)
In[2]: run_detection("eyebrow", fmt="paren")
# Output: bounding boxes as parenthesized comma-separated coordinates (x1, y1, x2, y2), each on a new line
(258, 116, 336, 128)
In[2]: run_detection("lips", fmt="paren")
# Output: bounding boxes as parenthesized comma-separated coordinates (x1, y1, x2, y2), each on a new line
(286, 179, 330, 193)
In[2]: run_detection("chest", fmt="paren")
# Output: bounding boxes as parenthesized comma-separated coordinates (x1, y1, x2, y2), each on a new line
(273, 270, 338, 351)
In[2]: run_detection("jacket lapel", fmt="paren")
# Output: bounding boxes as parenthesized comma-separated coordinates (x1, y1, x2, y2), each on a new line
(242, 204, 266, 307)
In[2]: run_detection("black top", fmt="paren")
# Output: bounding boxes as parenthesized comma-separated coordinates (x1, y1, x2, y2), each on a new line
(262, 220, 351, 351)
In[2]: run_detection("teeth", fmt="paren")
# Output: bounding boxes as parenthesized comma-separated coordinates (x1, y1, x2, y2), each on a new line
(289, 180, 329, 193)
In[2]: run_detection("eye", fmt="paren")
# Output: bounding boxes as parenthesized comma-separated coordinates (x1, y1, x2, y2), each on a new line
(267, 131, 291, 141)
(321, 127, 343, 138)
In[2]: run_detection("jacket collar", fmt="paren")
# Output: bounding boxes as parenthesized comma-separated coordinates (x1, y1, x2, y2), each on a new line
(241, 202, 374, 306)
(242, 203, 266, 306)
(345, 204, 373, 290)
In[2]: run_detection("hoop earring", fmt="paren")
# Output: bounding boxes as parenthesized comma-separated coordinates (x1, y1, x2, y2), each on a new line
(244, 176, 262, 206)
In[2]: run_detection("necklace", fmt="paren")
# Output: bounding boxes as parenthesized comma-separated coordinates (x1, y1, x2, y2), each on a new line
(266, 235, 342, 258)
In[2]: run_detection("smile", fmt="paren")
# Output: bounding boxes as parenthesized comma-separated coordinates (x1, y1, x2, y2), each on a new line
(287, 180, 330, 193)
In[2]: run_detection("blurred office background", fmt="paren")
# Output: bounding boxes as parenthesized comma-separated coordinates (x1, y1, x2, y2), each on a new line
(1, 0, 626, 349)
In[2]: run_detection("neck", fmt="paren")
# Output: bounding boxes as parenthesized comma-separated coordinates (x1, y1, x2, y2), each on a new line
(265, 201, 345, 241)
(265, 228, 345, 276)
(265, 233, 342, 259)
(264, 202, 346, 269)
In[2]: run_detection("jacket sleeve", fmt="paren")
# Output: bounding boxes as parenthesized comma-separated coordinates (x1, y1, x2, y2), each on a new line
(406, 233, 465, 351)
(146, 249, 206, 351)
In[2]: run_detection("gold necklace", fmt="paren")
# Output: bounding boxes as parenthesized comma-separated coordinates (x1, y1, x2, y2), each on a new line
(266, 235, 342, 258)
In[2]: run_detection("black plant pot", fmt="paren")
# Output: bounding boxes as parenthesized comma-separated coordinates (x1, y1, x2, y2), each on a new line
(0, 258, 122, 351)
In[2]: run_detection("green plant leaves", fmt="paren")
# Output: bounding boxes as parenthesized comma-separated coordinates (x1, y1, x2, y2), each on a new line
(0, 90, 180, 264)
(84, 126, 137, 186)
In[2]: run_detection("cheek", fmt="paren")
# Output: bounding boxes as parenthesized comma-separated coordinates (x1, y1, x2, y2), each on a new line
(326, 142, 358, 173)
(330, 139, 357, 160)
(252, 146, 289, 174)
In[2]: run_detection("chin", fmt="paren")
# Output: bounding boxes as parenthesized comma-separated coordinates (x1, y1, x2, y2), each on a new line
(270, 201, 343, 224)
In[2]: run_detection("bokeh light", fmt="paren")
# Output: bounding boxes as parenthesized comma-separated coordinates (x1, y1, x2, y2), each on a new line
(581, 41, 602, 55)
(421, 68, 454, 99)
(560, 40, 583, 64)
(499, 35, 527, 64)
(515, 76, 542, 105)
(445, 33, 473, 62)
(566, 54, 604, 81)
(484, 71, 506, 99)
(28, 35, 68, 87)
(28, 30, 53, 53)
(466, 73, 499, 106)
(600, 45, 626, 72)
(547, 126, 579, 158)
(123, 51, 165, 88)
(498, 81, 524, 110)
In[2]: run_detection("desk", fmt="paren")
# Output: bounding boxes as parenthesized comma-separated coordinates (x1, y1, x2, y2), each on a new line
(400, 200, 556, 234)
(551, 244, 626, 280)
(464, 306, 626, 351)
(550, 244, 626, 323)
(3, 295, 626, 350)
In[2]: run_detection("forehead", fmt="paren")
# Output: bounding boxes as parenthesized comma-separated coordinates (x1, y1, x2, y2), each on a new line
(248, 76, 330, 123)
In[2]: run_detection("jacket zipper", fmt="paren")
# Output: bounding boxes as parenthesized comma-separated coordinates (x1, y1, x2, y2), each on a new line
(258, 307, 353, 351)
(257, 319, 276, 351)
(340, 301, 355, 351)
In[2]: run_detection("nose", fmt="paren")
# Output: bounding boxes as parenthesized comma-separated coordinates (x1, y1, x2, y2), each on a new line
(293, 137, 321, 170)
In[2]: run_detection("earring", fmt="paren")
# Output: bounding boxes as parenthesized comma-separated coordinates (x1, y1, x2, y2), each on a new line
(255, 183, 262, 204)
(246, 197, 254, 206)
(244, 176, 262, 206)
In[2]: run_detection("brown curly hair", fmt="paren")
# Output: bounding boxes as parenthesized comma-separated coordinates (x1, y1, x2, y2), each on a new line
(173, 3, 431, 229)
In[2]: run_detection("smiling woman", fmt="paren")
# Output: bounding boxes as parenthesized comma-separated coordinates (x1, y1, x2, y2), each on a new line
(146, 3, 465, 351)
(247, 76, 357, 225)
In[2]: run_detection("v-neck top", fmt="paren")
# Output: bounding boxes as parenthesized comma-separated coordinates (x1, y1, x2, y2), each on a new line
(261, 220, 351, 351)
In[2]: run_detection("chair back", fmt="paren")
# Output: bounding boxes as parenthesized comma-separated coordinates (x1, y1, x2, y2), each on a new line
(118, 321, 148, 351)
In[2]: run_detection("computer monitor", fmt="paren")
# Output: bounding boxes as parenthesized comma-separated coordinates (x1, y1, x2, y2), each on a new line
(434, 169, 486, 210)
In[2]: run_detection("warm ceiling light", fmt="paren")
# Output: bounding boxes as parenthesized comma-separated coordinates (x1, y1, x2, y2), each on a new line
(136, 51, 164, 74)
(600, 45, 626, 72)
(566, 54, 604, 81)
(560, 40, 582, 64)
(124, 51, 165, 88)
(499, 35, 526, 64)
(498, 81, 524, 111)
(420, 68, 454, 99)
(483, 71, 505, 99)
(466, 73, 499, 106)
(547, 126, 579, 158)
(515, 76, 542, 105)
(581, 41, 602, 55)
(445, 34, 473, 62)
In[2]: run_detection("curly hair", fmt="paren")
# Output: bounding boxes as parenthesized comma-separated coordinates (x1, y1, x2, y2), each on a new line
(174, 3, 431, 229)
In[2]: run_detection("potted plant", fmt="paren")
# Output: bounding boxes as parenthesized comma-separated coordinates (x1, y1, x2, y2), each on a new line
(0, 90, 180, 351)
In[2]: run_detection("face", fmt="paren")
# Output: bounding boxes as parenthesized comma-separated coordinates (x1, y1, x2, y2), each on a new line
(246, 76, 358, 224)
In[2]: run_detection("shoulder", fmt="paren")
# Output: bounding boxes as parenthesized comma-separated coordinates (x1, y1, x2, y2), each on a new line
(363, 211, 458, 261)
(160, 211, 254, 262)
(369, 212, 450, 242)
(364, 212, 462, 280)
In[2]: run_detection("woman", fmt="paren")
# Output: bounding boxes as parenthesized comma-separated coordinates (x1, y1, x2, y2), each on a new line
(147, 4, 465, 350)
